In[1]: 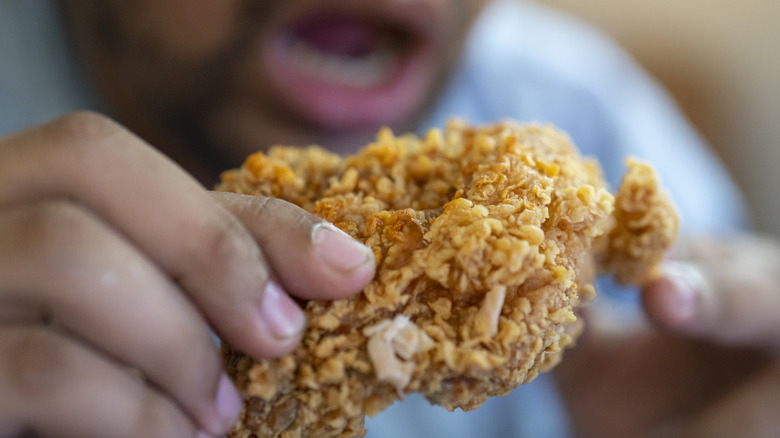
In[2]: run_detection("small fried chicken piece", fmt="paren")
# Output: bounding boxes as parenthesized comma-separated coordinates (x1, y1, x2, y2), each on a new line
(217, 120, 679, 438)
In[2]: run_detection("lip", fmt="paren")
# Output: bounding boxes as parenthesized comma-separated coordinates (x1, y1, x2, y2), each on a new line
(260, 7, 437, 132)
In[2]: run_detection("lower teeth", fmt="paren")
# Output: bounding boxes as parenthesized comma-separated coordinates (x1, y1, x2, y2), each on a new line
(288, 39, 398, 87)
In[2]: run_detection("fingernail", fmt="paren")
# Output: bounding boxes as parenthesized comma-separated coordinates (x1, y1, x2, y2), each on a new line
(260, 281, 306, 340)
(660, 261, 709, 325)
(215, 374, 242, 429)
(312, 223, 373, 273)
(196, 431, 216, 438)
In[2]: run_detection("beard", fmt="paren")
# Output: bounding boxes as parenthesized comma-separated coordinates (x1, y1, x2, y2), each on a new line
(63, 0, 476, 183)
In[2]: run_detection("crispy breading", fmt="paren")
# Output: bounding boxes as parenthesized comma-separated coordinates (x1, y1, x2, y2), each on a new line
(217, 120, 679, 438)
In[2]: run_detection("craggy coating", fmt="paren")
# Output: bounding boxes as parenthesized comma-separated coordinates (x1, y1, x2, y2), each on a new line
(217, 120, 678, 438)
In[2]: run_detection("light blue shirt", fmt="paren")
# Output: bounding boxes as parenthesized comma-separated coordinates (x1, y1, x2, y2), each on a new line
(0, 1, 748, 437)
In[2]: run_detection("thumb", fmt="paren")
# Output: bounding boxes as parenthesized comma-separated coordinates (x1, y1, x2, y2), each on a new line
(211, 191, 376, 300)
(641, 233, 780, 351)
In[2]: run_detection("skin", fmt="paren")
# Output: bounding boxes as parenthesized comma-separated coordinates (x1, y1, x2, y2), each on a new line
(0, 1, 487, 437)
(0, 0, 777, 437)
(0, 113, 377, 438)
(557, 234, 780, 438)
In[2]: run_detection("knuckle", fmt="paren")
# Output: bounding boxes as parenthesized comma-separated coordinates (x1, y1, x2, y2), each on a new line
(8, 328, 77, 397)
(132, 391, 195, 438)
(153, 320, 214, 369)
(12, 201, 94, 259)
(202, 212, 261, 271)
(196, 214, 272, 308)
(50, 111, 122, 147)
(256, 196, 311, 228)
(46, 112, 141, 167)
(143, 314, 221, 396)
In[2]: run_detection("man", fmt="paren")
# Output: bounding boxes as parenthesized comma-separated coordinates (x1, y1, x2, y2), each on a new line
(1, 1, 777, 437)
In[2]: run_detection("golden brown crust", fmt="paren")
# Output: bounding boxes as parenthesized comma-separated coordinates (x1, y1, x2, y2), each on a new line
(217, 120, 678, 438)
(600, 157, 680, 284)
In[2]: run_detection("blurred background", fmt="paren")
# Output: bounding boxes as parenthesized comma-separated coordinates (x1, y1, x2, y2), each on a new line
(532, 0, 780, 236)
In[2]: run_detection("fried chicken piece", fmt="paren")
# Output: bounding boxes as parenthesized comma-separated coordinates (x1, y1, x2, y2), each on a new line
(217, 120, 679, 438)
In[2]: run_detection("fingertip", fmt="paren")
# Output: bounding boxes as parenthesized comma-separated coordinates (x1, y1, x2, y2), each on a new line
(211, 194, 375, 301)
(309, 222, 376, 298)
(642, 262, 707, 332)
(312, 223, 375, 275)
(258, 281, 307, 342)
(215, 281, 306, 362)
(248, 281, 307, 359)
(642, 276, 697, 330)
(214, 374, 242, 430)
(198, 373, 242, 435)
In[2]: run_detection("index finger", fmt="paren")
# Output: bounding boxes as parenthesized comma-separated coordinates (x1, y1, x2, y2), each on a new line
(0, 113, 298, 355)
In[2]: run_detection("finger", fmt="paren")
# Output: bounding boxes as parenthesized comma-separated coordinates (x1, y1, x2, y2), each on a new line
(0, 113, 290, 357)
(0, 200, 239, 435)
(641, 234, 780, 350)
(211, 192, 375, 299)
(680, 364, 780, 438)
(205, 192, 375, 358)
(0, 326, 202, 438)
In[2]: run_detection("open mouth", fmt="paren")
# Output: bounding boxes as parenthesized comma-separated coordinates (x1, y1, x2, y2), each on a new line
(286, 15, 411, 88)
(263, 11, 434, 131)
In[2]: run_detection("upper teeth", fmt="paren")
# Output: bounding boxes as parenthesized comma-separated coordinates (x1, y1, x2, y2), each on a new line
(287, 38, 398, 88)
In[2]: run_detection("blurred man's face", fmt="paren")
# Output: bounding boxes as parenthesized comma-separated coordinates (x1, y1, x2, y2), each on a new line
(66, 0, 488, 176)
